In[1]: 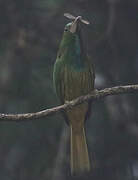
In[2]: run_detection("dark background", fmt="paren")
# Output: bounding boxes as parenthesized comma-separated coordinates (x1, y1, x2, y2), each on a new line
(0, 0, 138, 179)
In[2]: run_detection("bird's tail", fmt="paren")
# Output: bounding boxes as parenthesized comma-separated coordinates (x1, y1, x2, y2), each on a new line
(70, 125, 90, 175)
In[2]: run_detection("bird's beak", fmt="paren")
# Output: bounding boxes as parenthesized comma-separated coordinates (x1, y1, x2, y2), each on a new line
(70, 16, 81, 33)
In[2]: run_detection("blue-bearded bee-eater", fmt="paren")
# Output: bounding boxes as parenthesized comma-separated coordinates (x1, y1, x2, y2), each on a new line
(53, 13, 95, 175)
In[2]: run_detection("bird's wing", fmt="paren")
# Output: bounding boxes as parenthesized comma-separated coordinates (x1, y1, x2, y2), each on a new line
(53, 57, 65, 104)
(87, 56, 95, 85)
(83, 56, 95, 120)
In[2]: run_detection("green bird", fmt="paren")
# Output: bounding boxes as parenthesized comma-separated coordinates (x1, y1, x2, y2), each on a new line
(53, 13, 95, 175)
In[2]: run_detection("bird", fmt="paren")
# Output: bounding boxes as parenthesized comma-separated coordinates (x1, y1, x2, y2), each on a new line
(53, 13, 95, 176)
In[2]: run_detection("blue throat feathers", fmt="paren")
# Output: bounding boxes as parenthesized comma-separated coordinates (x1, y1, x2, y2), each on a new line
(65, 33, 85, 71)
(71, 34, 85, 70)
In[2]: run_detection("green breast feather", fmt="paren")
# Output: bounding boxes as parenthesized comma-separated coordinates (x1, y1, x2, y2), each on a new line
(53, 22, 95, 103)
(53, 55, 94, 103)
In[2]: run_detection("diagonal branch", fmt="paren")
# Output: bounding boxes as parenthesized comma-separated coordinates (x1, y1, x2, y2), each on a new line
(0, 84, 138, 121)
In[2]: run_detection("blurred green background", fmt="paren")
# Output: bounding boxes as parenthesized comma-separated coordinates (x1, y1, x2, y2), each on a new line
(0, 0, 138, 179)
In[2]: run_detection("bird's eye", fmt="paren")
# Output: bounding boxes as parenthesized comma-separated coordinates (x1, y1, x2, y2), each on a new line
(64, 28, 68, 32)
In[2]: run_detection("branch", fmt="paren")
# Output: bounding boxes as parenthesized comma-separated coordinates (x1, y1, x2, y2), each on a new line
(0, 84, 138, 121)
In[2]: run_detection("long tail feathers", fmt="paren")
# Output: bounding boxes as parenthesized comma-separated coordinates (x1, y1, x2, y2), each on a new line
(70, 126, 90, 175)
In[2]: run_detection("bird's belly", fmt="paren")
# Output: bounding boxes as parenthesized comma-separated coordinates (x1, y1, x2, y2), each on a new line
(63, 67, 93, 126)
(63, 67, 93, 101)
(64, 69, 89, 127)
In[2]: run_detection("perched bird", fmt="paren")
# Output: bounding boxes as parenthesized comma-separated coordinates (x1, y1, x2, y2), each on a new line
(53, 13, 95, 175)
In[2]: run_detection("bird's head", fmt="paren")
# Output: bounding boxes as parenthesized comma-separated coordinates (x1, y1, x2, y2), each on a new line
(58, 13, 89, 52)
(64, 16, 81, 34)
(63, 13, 89, 35)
